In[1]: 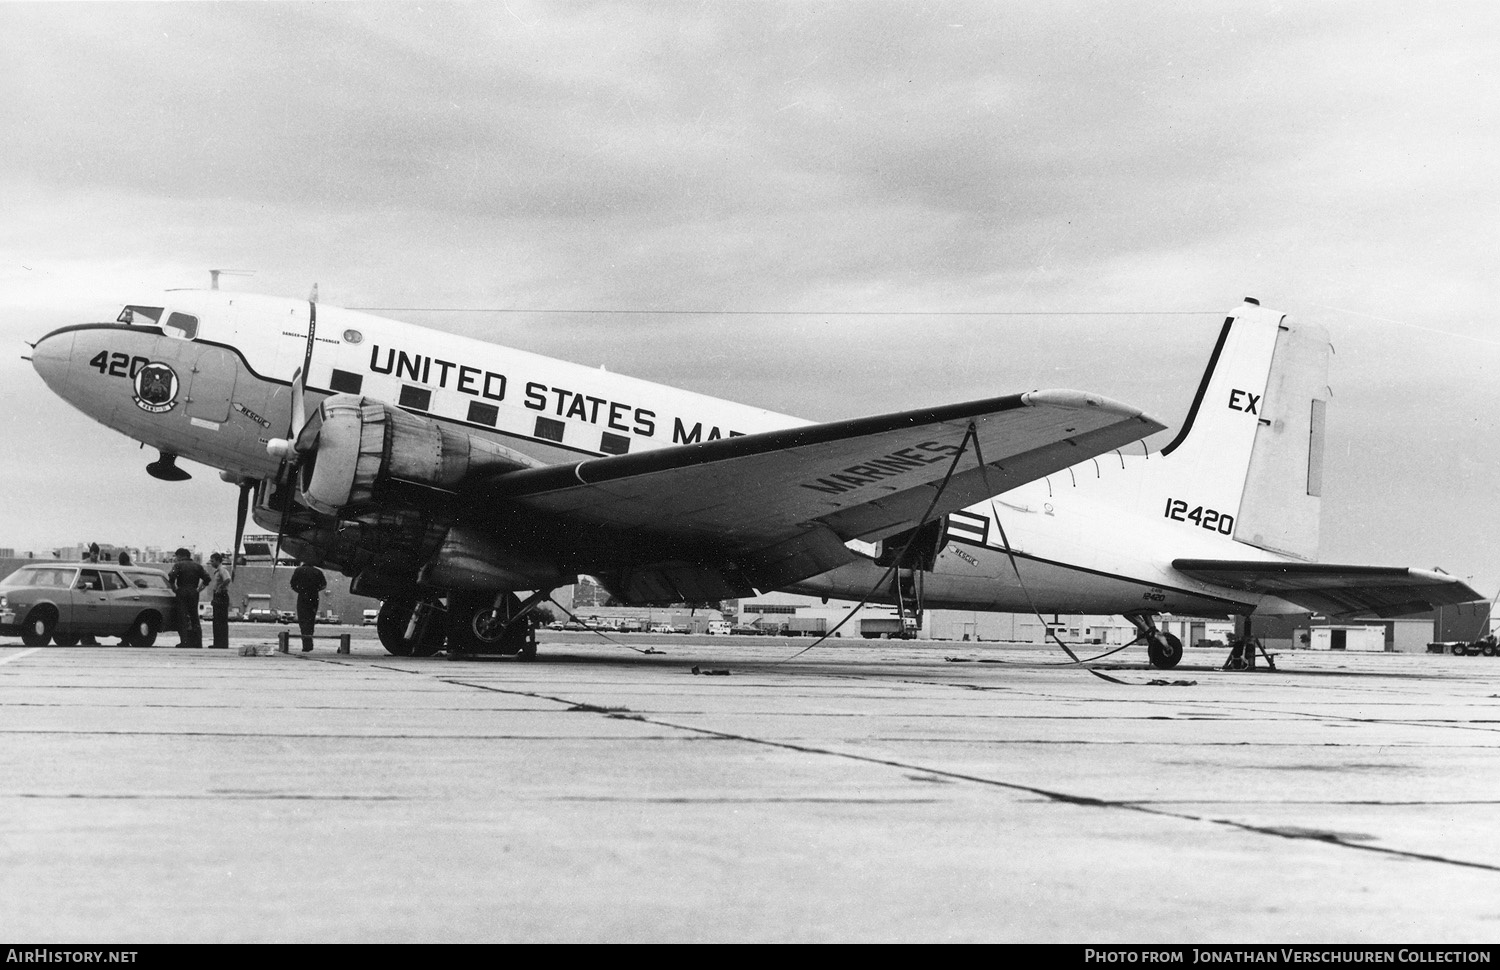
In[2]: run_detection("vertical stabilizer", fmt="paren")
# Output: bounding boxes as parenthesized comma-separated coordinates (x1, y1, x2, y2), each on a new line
(1146, 301, 1285, 521)
(1233, 317, 1330, 560)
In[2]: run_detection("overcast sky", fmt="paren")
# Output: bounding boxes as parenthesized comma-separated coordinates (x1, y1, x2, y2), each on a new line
(2, 2, 1497, 596)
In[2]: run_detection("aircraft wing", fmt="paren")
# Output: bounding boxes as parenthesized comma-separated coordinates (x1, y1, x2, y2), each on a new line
(1172, 560, 1483, 617)
(480, 389, 1162, 601)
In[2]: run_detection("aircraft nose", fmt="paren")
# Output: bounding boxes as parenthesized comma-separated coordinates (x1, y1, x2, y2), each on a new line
(31, 328, 77, 397)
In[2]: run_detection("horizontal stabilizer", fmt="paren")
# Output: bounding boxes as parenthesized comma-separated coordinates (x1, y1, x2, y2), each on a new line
(1172, 559, 1483, 617)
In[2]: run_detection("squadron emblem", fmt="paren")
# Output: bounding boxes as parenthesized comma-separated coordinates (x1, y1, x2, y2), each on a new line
(132, 362, 180, 413)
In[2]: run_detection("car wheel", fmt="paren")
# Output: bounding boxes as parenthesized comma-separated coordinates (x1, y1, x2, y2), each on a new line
(21, 608, 57, 647)
(124, 613, 160, 648)
(51, 632, 81, 647)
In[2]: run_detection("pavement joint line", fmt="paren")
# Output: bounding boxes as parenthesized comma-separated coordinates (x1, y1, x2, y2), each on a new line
(426, 674, 1500, 875)
(7, 792, 413, 801)
(0, 648, 42, 665)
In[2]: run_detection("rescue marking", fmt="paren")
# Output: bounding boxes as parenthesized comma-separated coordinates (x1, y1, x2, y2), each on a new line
(233, 402, 271, 428)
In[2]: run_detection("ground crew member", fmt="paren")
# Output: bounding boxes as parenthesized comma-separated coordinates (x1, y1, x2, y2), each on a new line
(207, 552, 232, 649)
(289, 561, 328, 652)
(168, 548, 211, 649)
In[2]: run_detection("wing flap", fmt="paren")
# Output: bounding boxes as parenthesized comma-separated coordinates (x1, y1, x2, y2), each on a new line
(1172, 559, 1483, 617)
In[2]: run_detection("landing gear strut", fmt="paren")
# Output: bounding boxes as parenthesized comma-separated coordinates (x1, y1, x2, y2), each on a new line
(1126, 613, 1183, 669)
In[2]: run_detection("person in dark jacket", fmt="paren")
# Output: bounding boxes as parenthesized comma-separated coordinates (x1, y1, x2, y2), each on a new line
(167, 548, 211, 648)
(289, 561, 328, 652)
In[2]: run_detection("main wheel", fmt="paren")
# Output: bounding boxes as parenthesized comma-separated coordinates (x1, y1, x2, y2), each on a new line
(21, 608, 56, 647)
(52, 632, 81, 647)
(446, 591, 529, 656)
(1147, 631, 1183, 669)
(124, 613, 160, 648)
(377, 598, 445, 657)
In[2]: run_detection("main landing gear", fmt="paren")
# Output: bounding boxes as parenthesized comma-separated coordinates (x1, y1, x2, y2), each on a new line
(1126, 613, 1183, 669)
(374, 589, 549, 660)
(376, 597, 445, 657)
(444, 590, 537, 660)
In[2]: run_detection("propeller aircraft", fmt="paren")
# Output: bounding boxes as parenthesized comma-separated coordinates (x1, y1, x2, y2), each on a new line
(27, 290, 1479, 665)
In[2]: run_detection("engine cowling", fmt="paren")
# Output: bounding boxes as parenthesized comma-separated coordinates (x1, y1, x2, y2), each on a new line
(298, 395, 540, 517)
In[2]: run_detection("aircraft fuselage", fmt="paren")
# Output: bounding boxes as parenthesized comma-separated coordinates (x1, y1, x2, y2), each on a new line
(31, 290, 1292, 618)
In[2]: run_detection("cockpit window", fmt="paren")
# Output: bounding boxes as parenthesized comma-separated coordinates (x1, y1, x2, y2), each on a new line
(118, 305, 164, 325)
(164, 312, 199, 339)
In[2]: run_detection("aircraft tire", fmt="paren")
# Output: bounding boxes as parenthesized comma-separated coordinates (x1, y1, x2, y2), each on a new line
(446, 590, 527, 656)
(21, 608, 56, 648)
(1147, 631, 1183, 669)
(124, 613, 160, 648)
(375, 599, 445, 657)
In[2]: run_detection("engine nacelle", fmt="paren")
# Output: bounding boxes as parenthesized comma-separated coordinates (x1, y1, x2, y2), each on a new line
(299, 395, 539, 517)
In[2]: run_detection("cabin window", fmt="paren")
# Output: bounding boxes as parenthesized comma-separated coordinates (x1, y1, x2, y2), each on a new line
(534, 416, 565, 443)
(467, 401, 499, 427)
(163, 312, 198, 339)
(399, 385, 431, 411)
(329, 369, 363, 394)
(600, 432, 630, 455)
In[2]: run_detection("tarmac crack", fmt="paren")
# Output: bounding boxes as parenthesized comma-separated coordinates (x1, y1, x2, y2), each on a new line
(434, 676, 1500, 875)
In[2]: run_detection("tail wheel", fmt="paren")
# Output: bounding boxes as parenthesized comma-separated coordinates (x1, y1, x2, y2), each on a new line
(124, 614, 160, 648)
(376, 598, 445, 657)
(21, 608, 57, 647)
(1147, 631, 1183, 669)
(446, 591, 528, 656)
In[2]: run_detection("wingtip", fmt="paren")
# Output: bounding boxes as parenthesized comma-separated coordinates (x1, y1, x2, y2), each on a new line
(1022, 388, 1162, 428)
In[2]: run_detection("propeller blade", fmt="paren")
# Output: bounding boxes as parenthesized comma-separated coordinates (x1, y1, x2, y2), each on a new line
(231, 481, 253, 580)
(289, 366, 307, 440)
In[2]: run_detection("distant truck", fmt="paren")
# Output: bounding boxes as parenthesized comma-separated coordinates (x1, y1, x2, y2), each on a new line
(787, 617, 827, 636)
(706, 620, 732, 635)
(860, 617, 917, 639)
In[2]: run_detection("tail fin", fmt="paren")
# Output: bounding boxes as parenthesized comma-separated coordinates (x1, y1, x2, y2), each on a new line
(1145, 299, 1330, 560)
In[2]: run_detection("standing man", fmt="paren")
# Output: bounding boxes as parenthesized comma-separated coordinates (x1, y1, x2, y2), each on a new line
(289, 560, 327, 653)
(168, 548, 211, 649)
(207, 552, 232, 650)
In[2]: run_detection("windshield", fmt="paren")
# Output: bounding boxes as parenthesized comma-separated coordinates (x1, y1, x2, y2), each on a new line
(3, 566, 77, 588)
(117, 305, 164, 325)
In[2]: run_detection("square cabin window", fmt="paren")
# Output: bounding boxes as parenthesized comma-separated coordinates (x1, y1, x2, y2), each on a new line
(399, 385, 431, 411)
(600, 432, 630, 455)
(329, 369, 363, 394)
(467, 401, 499, 427)
(534, 416, 565, 442)
(164, 312, 198, 339)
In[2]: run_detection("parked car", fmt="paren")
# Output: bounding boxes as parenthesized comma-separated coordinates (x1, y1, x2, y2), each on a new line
(0, 562, 179, 647)
(244, 608, 278, 623)
(362, 609, 379, 626)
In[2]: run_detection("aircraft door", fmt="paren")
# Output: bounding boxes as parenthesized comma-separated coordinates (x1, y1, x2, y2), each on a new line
(183, 344, 240, 423)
